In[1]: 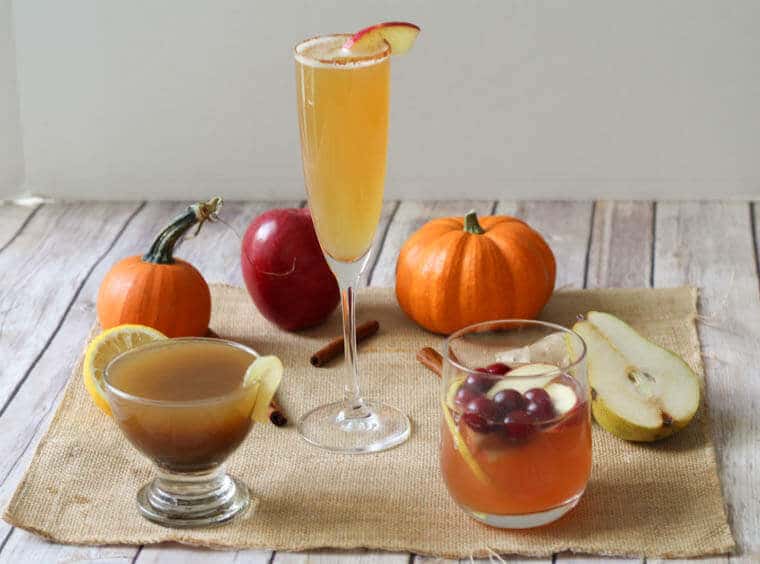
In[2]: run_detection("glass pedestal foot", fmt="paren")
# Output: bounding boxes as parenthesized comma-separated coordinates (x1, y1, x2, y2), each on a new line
(136, 467, 250, 528)
(298, 399, 411, 454)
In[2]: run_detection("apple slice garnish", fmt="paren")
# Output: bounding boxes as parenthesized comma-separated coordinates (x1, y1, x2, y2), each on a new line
(342, 22, 420, 55)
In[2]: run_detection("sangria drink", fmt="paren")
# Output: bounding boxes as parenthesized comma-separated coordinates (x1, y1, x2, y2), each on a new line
(440, 321, 591, 528)
(104, 338, 258, 527)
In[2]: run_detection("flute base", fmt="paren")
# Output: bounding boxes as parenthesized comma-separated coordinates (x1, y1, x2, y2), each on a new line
(297, 399, 411, 454)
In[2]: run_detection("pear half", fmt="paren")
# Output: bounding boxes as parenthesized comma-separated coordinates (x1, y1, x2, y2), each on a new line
(573, 312, 700, 442)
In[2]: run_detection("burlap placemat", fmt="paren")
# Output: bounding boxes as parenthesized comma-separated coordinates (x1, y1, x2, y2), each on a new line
(4, 285, 734, 558)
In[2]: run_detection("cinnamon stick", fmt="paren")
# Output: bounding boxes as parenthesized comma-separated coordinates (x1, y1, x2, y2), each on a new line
(416, 346, 465, 378)
(268, 398, 287, 427)
(205, 328, 287, 427)
(310, 320, 380, 367)
(417, 347, 443, 378)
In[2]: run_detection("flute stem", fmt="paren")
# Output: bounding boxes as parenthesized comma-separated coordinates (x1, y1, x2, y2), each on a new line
(339, 283, 370, 419)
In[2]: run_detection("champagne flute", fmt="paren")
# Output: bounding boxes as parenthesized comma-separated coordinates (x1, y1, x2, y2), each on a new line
(294, 33, 410, 453)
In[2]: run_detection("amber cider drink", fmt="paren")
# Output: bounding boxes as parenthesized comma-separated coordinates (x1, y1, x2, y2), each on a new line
(104, 338, 258, 528)
(107, 339, 257, 471)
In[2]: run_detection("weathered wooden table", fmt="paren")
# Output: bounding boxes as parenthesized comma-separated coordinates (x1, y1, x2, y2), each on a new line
(0, 200, 756, 564)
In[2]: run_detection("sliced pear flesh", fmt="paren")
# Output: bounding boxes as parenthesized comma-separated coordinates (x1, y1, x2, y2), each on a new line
(587, 311, 700, 424)
(575, 321, 662, 435)
(574, 314, 700, 442)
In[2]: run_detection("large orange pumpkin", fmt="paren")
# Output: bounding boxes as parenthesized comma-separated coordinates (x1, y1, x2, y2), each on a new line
(395, 210, 556, 334)
(96, 198, 221, 337)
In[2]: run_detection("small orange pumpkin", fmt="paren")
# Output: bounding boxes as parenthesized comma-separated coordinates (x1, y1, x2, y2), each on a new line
(395, 210, 556, 334)
(97, 197, 221, 337)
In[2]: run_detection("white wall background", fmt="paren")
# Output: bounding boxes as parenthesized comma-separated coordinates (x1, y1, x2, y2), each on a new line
(0, 0, 23, 200)
(3, 0, 760, 200)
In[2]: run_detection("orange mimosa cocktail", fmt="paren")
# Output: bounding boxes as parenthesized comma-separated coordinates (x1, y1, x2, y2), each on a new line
(295, 35, 389, 262)
(294, 23, 419, 454)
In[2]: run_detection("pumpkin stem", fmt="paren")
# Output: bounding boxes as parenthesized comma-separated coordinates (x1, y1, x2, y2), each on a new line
(463, 209, 486, 235)
(143, 197, 224, 264)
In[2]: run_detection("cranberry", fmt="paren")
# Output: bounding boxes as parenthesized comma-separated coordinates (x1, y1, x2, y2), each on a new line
(526, 398, 555, 422)
(464, 372, 496, 394)
(462, 413, 491, 433)
(453, 386, 479, 408)
(484, 362, 511, 375)
(464, 396, 500, 422)
(502, 410, 535, 441)
(524, 387, 552, 404)
(524, 387, 555, 422)
(492, 389, 524, 416)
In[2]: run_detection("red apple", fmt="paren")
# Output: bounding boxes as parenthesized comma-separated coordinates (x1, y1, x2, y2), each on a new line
(241, 208, 339, 331)
(342, 22, 420, 55)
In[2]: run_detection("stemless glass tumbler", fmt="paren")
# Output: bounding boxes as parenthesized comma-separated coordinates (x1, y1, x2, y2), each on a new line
(294, 34, 410, 453)
(440, 320, 591, 528)
(104, 338, 259, 528)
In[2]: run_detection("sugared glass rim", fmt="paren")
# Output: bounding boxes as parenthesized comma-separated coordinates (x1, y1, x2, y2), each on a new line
(444, 319, 587, 379)
(103, 337, 259, 408)
(293, 33, 391, 68)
